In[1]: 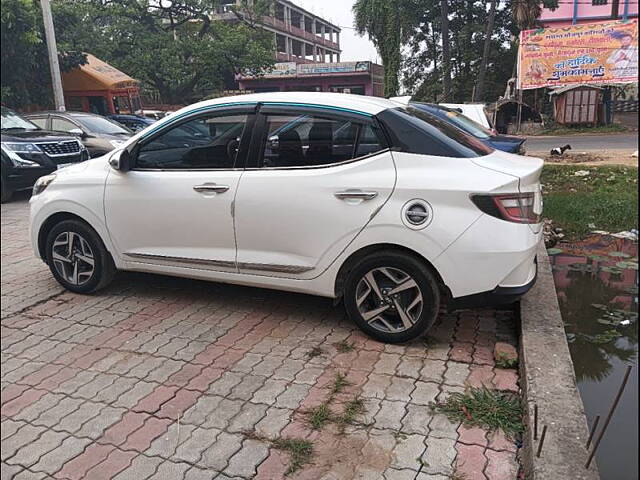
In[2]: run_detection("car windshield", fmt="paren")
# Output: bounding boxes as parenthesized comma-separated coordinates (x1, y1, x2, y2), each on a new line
(72, 115, 131, 135)
(1, 107, 40, 131)
(442, 109, 492, 139)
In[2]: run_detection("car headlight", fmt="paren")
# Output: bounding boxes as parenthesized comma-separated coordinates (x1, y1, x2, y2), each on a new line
(1, 142, 41, 167)
(32, 174, 57, 196)
(109, 140, 126, 148)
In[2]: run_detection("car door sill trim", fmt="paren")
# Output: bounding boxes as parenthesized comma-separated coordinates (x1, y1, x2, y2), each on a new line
(123, 252, 236, 269)
(237, 262, 314, 274)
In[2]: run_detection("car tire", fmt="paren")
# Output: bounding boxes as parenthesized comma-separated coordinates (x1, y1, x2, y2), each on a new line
(1, 175, 13, 203)
(344, 251, 440, 343)
(45, 219, 116, 294)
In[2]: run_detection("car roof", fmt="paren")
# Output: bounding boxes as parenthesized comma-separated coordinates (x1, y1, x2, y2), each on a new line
(176, 92, 403, 117)
(25, 110, 101, 118)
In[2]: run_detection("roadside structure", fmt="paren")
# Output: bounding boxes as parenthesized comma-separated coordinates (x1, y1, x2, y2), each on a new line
(539, 0, 638, 27)
(215, 0, 384, 96)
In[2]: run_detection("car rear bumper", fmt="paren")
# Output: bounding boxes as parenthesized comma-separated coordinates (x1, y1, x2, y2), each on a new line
(448, 257, 537, 310)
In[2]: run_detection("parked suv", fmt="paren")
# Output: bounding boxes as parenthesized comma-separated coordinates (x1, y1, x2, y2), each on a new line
(25, 111, 132, 158)
(1, 107, 88, 203)
(30, 93, 543, 343)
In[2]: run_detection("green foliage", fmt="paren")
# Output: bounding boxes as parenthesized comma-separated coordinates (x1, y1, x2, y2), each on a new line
(53, 0, 275, 104)
(308, 403, 332, 430)
(403, 0, 517, 103)
(1, 0, 85, 108)
(541, 165, 639, 238)
(353, 0, 417, 97)
(430, 387, 523, 438)
(270, 437, 314, 475)
(495, 354, 518, 369)
(335, 340, 355, 353)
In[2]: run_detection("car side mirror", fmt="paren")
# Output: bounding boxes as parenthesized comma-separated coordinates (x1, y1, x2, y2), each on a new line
(108, 149, 132, 172)
(69, 128, 85, 137)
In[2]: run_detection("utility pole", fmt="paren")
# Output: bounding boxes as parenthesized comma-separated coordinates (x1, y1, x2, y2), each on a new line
(440, 0, 452, 101)
(40, 0, 65, 111)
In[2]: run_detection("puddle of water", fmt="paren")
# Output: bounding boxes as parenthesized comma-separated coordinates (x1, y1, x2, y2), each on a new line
(549, 235, 638, 480)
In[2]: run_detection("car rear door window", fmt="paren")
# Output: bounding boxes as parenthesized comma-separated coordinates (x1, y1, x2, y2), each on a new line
(258, 113, 385, 168)
(51, 117, 79, 133)
(28, 117, 48, 129)
(135, 114, 249, 169)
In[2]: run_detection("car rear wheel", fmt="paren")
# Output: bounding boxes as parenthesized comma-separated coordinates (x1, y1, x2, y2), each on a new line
(45, 219, 116, 293)
(344, 252, 440, 343)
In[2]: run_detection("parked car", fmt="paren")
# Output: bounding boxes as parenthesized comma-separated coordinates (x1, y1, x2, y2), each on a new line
(1, 107, 88, 203)
(440, 103, 493, 129)
(25, 111, 133, 158)
(29, 92, 543, 343)
(411, 103, 526, 154)
(107, 114, 156, 133)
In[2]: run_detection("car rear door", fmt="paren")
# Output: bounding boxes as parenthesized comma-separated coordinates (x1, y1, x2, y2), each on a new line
(233, 105, 396, 279)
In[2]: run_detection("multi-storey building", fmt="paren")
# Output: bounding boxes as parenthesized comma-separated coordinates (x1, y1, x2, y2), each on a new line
(539, 0, 638, 27)
(214, 0, 342, 64)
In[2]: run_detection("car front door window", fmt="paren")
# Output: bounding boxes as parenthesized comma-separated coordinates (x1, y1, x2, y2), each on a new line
(136, 114, 248, 169)
(51, 117, 79, 133)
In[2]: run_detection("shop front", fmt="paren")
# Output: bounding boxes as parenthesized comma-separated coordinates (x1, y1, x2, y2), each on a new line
(62, 54, 142, 115)
(238, 61, 384, 97)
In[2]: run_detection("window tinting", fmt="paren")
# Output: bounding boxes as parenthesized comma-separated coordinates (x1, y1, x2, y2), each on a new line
(378, 107, 493, 158)
(136, 114, 248, 169)
(260, 114, 384, 168)
(51, 117, 79, 133)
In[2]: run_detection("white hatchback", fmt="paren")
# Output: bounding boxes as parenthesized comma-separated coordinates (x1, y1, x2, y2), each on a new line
(30, 92, 543, 343)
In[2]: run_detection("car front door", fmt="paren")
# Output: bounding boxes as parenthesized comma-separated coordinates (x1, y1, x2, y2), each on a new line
(234, 105, 396, 279)
(104, 106, 255, 273)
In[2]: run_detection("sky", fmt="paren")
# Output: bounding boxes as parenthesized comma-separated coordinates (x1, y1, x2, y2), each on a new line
(292, 0, 380, 63)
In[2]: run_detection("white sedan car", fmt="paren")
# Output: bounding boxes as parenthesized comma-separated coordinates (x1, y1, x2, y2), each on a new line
(29, 92, 542, 343)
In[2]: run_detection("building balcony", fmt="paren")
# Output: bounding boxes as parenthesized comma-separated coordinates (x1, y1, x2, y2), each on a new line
(262, 16, 340, 50)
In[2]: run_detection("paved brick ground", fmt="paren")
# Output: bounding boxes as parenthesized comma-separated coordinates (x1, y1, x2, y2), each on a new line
(1, 193, 520, 480)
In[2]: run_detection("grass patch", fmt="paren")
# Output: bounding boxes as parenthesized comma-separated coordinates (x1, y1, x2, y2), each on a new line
(244, 432, 313, 475)
(541, 165, 638, 239)
(335, 340, 355, 353)
(271, 437, 314, 475)
(339, 397, 366, 431)
(306, 346, 325, 359)
(495, 354, 518, 370)
(430, 387, 523, 438)
(534, 123, 628, 136)
(330, 372, 350, 396)
(308, 403, 332, 430)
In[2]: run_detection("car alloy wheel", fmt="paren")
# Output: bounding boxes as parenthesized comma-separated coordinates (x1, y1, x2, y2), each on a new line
(51, 231, 95, 286)
(355, 267, 424, 334)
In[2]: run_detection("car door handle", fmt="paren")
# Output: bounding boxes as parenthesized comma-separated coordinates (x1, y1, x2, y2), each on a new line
(193, 183, 230, 193)
(334, 190, 378, 201)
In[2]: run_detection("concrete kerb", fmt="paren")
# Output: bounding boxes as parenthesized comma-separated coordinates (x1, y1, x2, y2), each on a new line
(519, 241, 600, 480)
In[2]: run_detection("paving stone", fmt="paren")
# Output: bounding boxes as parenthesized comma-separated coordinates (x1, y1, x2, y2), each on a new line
(429, 415, 459, 441)
(112, 455, 164, 480)
(484, 448, 518, 480)
(6, 429, 67, 467)
(422, 436, 456, 475)
(55, 400, 102, 434)
(147, 422, 195, 459)
(224, 439, 269, 478)
(274, 383, 310, 409)
(254, 407, 292, 438)
(387, 377, 416, 402)
(228, 402, 268, 433)
(184, 467, 218, 480)
(199, 432, 243, 471)
(182, 395, 223, 426)
(77, 405, 126, 440)
(174, 427, 220, 463)
(14, 392, 65, 423)
(30, 436, 91, 475)
(391, 433, 426, 471)
(250, 379, 288, 405)
(443, 362, 470, 387)
(384, 468, 418, 480)
(455, 443, 487, 480)
(362, 373, 392, 399)
(410, 382, 439, 406)
(374, 400, 406, 430)
(1, 424, 45, 461)
(401, 404, 432, 435)
(1, 464, 25, 479)
(228, 374, 266, 401)
(203, 398, 244, 429)
(207, 372, 244, 397)
(147, 460, 191, 480)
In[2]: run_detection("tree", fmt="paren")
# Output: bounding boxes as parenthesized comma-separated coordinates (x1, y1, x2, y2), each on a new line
(353, 0, 416, 97)
(54, 0, 275, 104)
(1, 0, 85, 108)
(473, 0, 497, 102)
(404, 0, 517, 103)
(440, 0, 451, 101)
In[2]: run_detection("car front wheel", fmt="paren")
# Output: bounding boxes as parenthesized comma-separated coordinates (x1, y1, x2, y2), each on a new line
(344, 252, 440, 343)
(45, 219, 116, 293)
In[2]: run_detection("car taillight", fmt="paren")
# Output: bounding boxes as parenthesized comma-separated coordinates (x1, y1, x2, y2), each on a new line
(471, 193, 540, 224)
